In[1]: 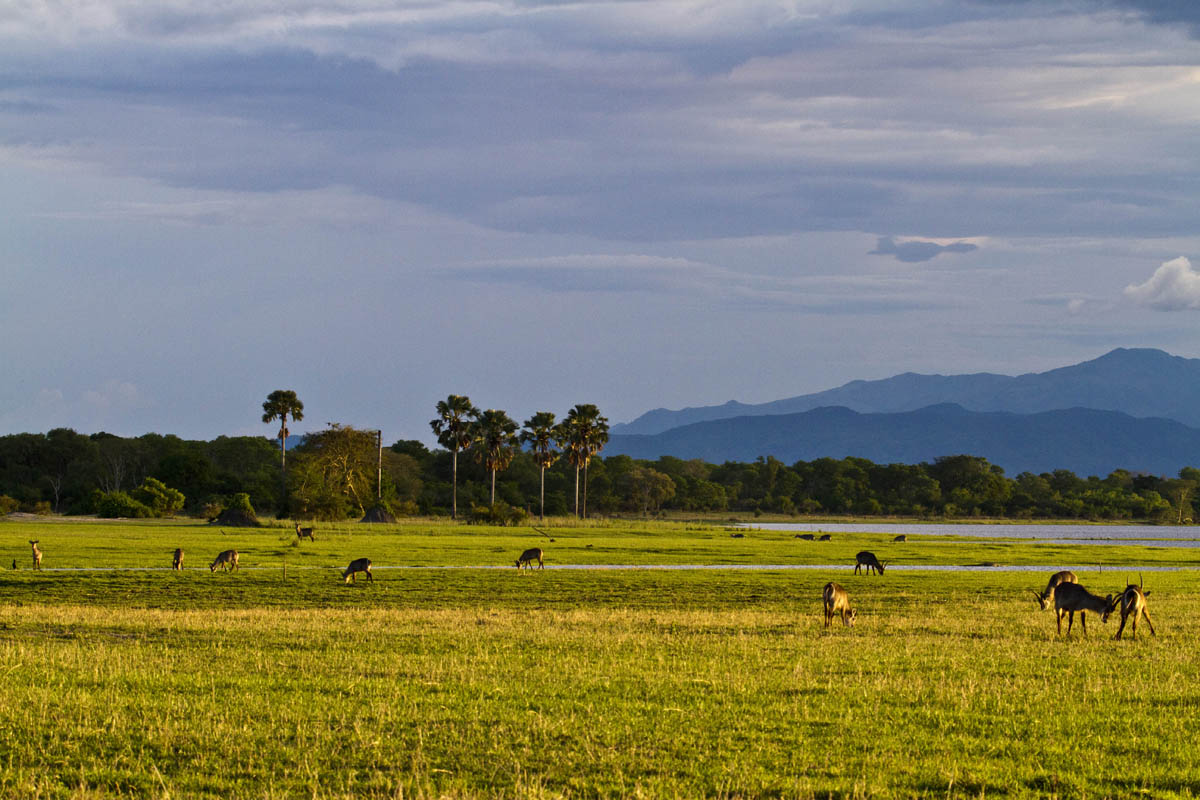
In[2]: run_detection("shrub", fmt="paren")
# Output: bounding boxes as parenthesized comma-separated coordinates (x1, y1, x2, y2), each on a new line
(132, 478, 185, 517)
(95, 492, 153, 519)
(467, 501, 529, 526)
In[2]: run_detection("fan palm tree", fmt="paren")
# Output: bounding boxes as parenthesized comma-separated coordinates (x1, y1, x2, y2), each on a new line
(520, 411, 559, 520)
(262, 390, 304, 489)
(472, 409, 520, 506)
(430, 394, 478, 520)
(557, 404, 609, 519)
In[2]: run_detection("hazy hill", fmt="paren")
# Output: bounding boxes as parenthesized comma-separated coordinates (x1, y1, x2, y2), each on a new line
(613, 348, 1200, 435)
(605, 404, 1200, 477)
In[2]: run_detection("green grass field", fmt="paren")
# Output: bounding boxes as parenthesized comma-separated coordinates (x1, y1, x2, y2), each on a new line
(0, 517, 1197, 799)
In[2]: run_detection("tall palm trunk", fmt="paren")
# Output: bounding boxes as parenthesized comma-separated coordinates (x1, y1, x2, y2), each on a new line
(539, 466, 546, 521)
(490, 469, 496, 506)
(451, 449, 459, 520)
(582, 462, 589, 519)
(573, 465, 580, 517)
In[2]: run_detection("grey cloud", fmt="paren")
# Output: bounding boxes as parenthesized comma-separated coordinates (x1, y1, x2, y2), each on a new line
(869, 237, 979, 263)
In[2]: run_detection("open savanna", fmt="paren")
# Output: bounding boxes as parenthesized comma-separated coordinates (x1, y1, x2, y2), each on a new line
(0, 518, 1198, 799)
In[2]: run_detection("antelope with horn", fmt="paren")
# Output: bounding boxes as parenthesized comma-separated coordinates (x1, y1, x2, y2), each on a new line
(1050, 582, 1117, 637)
(1113, 573, 1156, 640)
(1031, 570, 1078, 611)
(854, 551, 886, 575)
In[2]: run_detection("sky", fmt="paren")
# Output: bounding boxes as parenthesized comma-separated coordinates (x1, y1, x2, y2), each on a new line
(3, 0, 1200, 445)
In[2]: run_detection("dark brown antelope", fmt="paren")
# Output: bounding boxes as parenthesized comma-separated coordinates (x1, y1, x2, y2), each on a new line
(796, 533, 815, 541)
(28, 541, 41, 571)
(822, 582, 856, 628)
(1051, 582, 1117, 636)
(1113, 574, 1156, 640)
(172, 548, 184, 571)
(892, 534, 907, 542)
(516, 547, 544, 571)
(342, 558, 372, 583)
(295, 522, 315, 542)
(210, 549, 239, 572)
(818, 534, 832, 541)
(854, 551, 885, 575)
(1032, 570, 1078, 610)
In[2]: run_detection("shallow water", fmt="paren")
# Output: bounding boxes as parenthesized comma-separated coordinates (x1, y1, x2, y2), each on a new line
(746, 521, 1200, 547)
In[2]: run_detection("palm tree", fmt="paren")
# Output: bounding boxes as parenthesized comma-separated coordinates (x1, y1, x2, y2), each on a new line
(430, 394, 478, 520)
(558, 404, 609, 519)
(472, 409, 520, 506)
(262, 390, 304, 492)
(520, 411, 559, 520)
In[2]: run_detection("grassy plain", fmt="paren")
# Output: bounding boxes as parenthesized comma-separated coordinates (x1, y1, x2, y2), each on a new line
(0, 517, 1197, 799)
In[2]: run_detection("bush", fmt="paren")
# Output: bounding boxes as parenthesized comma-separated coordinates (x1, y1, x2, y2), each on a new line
(467, 501, 529, 527)
(132, 477, 185, 517)
(0, 495, 18, 515)
(95, 491, 153, 519)
(213, 493, 262, 527)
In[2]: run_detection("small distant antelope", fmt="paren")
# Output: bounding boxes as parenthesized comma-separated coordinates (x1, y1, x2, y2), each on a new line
(29, 541, 41, 571)
(172, 548, 184, 571)
(1051, 582, 1117, 636)
(854, 551, 885, 575)
(516, 547, 544, 571)
(342, 557, 372, 583)
(822, 582, 856, 628)
(210, 549, 239, 572)
(795, 533, 815, 541)
(295, 522, 315, 542)
(892, 534, 907, 543)
(817, 534, 832, 541)
(1113, 574, 1156, 640)
(1032, 570, 1078, 611)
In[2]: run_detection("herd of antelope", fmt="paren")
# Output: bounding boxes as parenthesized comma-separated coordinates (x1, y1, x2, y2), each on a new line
(826, 550, 1159, 639)
(12, 532, 1164, 637)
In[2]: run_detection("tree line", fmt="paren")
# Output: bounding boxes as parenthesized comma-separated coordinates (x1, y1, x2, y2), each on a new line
(0, 390, 1196, 523)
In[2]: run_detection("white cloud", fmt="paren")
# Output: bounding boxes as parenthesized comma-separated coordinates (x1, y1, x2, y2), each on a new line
(1124, 256, 1200, 310)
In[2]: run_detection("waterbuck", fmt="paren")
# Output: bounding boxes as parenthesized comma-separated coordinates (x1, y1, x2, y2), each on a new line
(822, 582, 856, 628)
(854, 551, 885, 575)
(1051, 582, 1117, 636)
(1113, 574, 1156, 640)
(295, 522, 315, 542)
(172, 548, 184, 571)
(818, 534, 832, 541)
(28, 541, 41, 571)
(1032, 570, 1078, 610)
(210, 549, 239, 572)
(342, 558, 372, 583)
(892, 534, 907, 543)
(516, 547, 544, 571)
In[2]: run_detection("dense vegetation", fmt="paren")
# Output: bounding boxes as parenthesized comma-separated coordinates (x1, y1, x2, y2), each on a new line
(1, 426, 1198, 523)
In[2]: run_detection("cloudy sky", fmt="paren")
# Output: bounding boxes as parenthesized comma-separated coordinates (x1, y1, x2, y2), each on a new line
(3, 0, 1200, 443)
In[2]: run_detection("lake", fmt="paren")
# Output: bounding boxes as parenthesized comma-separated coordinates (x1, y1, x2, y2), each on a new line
(744, 521, 1200, 547)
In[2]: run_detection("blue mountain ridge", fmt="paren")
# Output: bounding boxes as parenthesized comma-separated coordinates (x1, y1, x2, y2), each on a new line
(605, 403, 1200, 477)
(612, 348, 1200, 435)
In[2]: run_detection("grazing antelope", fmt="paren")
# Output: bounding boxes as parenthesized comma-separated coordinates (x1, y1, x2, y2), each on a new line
(854, 551, 885, 575)
(892, 534, 907, 542)
(1032, 570, 1078, 610)
(210, 549, 239, 572)
(29, 541, 41, 571)
(796, 533, 814, 541)
(818, 534, 832, 541)
(516, 547, 544, 571)
(1113, 574, 1156, 640)
(295, 522, 315, 542)
(822, 582, 856, 628)
(342, 558, 372, 583)
(1051, 582, 1116, 636)
(172, 548, 184, 571)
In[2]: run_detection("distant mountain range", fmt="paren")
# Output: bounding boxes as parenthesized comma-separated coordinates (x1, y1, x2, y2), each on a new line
(613, 348, 1200, 435)
(606, 349, 1200, 476)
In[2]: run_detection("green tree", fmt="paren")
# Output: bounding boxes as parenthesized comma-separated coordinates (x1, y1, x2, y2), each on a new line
(430, 394, 479, 520)
(557, 404, 610, 519)
(472, 409, 520, 506)
(289, 424, 379, 519)
(131, 477, 185, 517)
(520, 411, 560, 520)
(261, 390, 304, 492)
